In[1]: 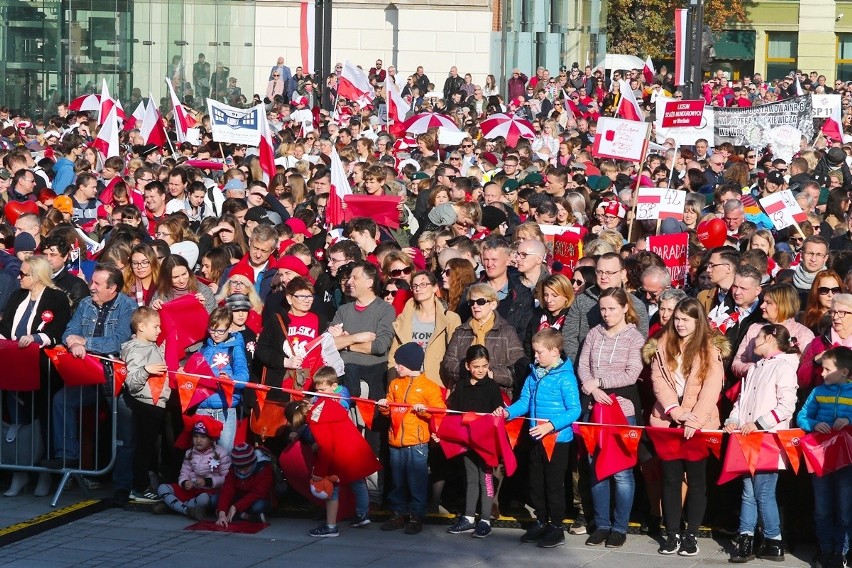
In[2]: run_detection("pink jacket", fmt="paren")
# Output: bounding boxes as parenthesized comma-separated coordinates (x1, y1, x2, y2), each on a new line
(726, 352, 798, 431)
(731, 319, 814, 379)
(178, 444, 231, 489)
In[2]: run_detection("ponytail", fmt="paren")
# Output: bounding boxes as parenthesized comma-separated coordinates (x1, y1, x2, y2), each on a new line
(760, 324, 800, 355)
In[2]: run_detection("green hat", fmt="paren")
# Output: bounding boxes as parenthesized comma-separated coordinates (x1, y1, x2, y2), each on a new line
(587, 175, 612, 192)
(520, 172, 544, 187)
(411, 172, 429, 180)
(502, 179, 520, 193)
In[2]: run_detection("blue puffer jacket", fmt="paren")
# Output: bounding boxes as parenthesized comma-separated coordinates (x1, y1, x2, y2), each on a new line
(506, 360, 581, 443)
(198, 332, 249, 409)
(797, 381, 852, 432)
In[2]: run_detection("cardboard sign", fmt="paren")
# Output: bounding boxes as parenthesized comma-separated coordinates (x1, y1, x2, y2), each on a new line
(661, 99, 706, 128)
(635, 188, 686, 221)
(647, 232, 689, 288)
(759, 190, 806, 231)
(592, 117, 650, 162)
(552, 232, 583, 273)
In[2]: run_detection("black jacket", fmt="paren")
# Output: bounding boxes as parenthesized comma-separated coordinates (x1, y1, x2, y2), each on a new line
(53, 268, 90, 310)
(446, 376, 504, 414)
(0, 286, 72, 345)
(456, 269, 535, 342)
(443, 75, 465, 100)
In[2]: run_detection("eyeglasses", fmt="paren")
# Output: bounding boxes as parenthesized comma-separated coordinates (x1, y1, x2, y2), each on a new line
(389, 266, 413, 278)
(208, 328, 230, 335)
(411, 282, 432, 291)
(469, 298, 491, 306)
(380, 289, 398, 299)
(707, 262, 730, 269)
(289, 294, 313, 301)
(272, 74, 280, 78)
(229, 280, 248, 288)
(572, 279, 584, 286)
(639, 287, 662, 300)
(595, 269, 620, 277)
(514, 251, 541, 260)
(131, 260, 150, 268)
(820, 286, 842, 296)
(461, 144, 474, 148)
(831, 309, 852, 319)
(449, 156, 461, 161)
(18, 271, 30, 278)
(746, 154, 756, 159)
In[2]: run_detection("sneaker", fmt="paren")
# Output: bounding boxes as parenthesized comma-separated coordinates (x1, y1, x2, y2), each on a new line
(309, 524, 339, 538)
(585, 528, 610, 546)
(521, 521, 548, 543)
(448, 517, 477, 534)
(569, 514, 587, 535)
(259, 513, 267, 524)
(186, 506, 205, 521)
(129, 488, 160, 503)
(605, 531, 627, 548)
(678, 533, 699, 557)
(404, 516, 422, 535)
(659, 533, 681, 555)
(381, 515, 406, 531)
(152, 502, 167, 515)
(472, 521, 492, 538)
(756, 539, 784, 562)
(350, 514, 371, 528)
(537, 524, 566, 548)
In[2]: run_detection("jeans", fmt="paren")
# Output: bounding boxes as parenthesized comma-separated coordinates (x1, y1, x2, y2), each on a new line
(387, 444, 429, 518)
(739, 472, 781, 539)
(211, 493, 270, 515)
(350, 478, 369, 517)
(812, 467, 852, 554)
(195, 407, 237, 453)
(50, 385, 99, 459)
(589, 416, 636, 534)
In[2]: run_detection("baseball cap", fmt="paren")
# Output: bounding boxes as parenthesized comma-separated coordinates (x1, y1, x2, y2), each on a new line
(245, 206, 273, 225)
(766, 171, 785, 185)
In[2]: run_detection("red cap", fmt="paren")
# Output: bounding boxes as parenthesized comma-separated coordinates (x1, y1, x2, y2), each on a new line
(285, 217, 312, 238)
(604, 201, 626, 219)
(275, 255, 310, 278)
(176, 414, 224, 449)
(229, 262, 256, 284)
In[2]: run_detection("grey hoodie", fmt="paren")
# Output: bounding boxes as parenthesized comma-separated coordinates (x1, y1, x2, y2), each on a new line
(120, 339, 171, 408)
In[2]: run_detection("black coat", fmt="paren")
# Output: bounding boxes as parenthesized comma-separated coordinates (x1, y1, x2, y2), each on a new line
(0, 286, 72, 345)
(53, 268, 90, 310)
(446, 376, 504, 414)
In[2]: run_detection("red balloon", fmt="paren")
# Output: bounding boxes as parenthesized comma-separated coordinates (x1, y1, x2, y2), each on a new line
(4, 200, 39, 226)
(696, 218, 727, 249)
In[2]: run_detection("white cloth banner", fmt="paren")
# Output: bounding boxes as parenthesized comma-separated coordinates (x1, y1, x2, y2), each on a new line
(206, 100, 263, 146)
(654, 96, 714, 146)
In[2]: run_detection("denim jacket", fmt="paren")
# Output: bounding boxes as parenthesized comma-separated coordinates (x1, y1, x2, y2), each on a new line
(62, 293, 136, 355)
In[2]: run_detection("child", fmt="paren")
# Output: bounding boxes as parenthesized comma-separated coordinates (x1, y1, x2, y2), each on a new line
(797, 346, 852, 568)
(446, 345, 504, 538)
(215, 443, 275, 527)
(724, 324, 798, 563)
(197, 307, 250, 452)
(494, 328, 581, 548)
(377, 342, 446, 535)
(312, 366, 351, 410)
(120, 307, 171, 502)
(155, 415, 230, 519)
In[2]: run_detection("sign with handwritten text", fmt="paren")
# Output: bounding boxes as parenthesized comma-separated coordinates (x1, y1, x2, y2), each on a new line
(592, 117, 650, 162)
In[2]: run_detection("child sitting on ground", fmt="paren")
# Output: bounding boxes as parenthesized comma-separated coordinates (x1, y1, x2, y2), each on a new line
(214, 443, 276, 527)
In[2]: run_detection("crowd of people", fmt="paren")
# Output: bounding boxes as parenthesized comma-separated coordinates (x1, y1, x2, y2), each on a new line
(0, 55, 851, 568)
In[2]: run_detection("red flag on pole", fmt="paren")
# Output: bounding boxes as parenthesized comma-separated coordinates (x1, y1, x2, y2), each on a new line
(326, 148, 351, 227)
(616, 80, 644, 122)
(643, 56, 655, 85)
(299, 0, 316, 73)
(257, 106, 277, 184)
(674, 9, 688, 86)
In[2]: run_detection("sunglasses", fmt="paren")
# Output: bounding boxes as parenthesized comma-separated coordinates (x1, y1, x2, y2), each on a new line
(819, 286, 842, 296)
(389, 266, 413, 278)
(469, 298, 491, 306)
(572, 279, 584, 286)
(380, 289, 398, 299)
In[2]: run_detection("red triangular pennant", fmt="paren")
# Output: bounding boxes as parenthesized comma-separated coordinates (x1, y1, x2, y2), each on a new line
(541, 433, 557, 461)
(254, 388, 268, 414)
(112, 360, 128, 396)
(430, 412, 445, 433)
(354, 399, 375, 430)
(775, 429, 805, 474)
(148, 373, 167, 406)
(495, 416, 518, 476)
(219, 379, 234, 409)
(575, 423, 599, 455)
(176, 373, 200, 412)
(735, 433, 765, 475)
(504, 418, 524, 449)
(462, 411, 479, 425)
(390, 406, 409, 438)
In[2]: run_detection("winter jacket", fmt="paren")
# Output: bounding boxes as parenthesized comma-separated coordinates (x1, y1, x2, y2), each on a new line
(179, 444, 231, 489)
(446, 376, 504, 414)
(731, 319, 814, 379)
(380, 373, 445, 448)
(563, 285, 649, 365)
(797, 332, 836, 392)
(198, 332, 249, 409)
(52, 157, 76, 195)
(62, 293, 136, 355)
(726, 352, 798, 431)
(0, 287, 72, 346)
(577, 323, 645, 417)
(506, 360, 582, 443)
(797, 381, 852, 432)
(642, 332, 729, 430)
(441, 312, 528, 396)
(389, 297, 461, 387)
(216, 457, 275, 514)
(456, 270, 536, 342)
(120, 339, 171, 407)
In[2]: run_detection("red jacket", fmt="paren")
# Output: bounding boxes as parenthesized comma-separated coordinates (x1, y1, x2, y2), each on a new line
(216, 461, 275, 514)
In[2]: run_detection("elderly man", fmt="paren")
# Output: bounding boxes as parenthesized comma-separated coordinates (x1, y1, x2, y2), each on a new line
(722, 199, 745, 237)
(640, 266, 671, 318)
(226, 224, 278, 301)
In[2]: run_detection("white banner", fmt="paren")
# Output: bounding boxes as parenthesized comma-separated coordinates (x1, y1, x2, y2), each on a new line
(811, 94, 841, 119)
(206, 100, 263, 146)
(654, 96, 714, 146)
(759, 190, 806, 231)
(635, 188, 686, 221)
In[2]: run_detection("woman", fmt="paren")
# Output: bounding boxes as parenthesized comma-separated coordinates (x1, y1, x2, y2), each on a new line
(0, 256, 72, 497)
(355, 138, 375, 163)
(643, 298, 727, 556)
(123, 244, 161, 307)
(531, 120, 559, 162)
(731, 284, 814, 379)
(649, 288, 688, 337)
(198, 247, 230, 293)
(207, 214, 247, 256)
(572, 265, 596, 296)
(428, 186, 451, 208)
(155, 216, 199, 271)
(577, 288, 645, 547)
(414, 132, 437, 160)
(442, 258, 476, 312)
(380, 278, 411, 316)
(798, 293, 852, 393)
(823, 187, 849, 232)
(682, 194, 704, 231)
(526, 274, 574, 351)
(381, 251, 415, 285)
(441, 283, 528, 399)
(150, 255, 217, 312)
(215, 264, 264, 333)
(389, 270, 461, 388)
(483, 74, 498, 98)
(800, 269, 843, 334)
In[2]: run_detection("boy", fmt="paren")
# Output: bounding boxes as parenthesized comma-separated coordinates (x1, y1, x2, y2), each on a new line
(312, 366, 351, 410)
(215, 443, 275, 526)
(377, 342, 445, 535)
(797, 346, 852, 568)
(120, 306, 170, 502)
(494, 328, 581, 548)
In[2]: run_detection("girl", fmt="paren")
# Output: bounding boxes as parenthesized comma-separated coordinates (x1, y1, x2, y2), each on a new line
(155, 415, 231, 519)
(445, 345, 504, 538)
(724, 324, 798, 563)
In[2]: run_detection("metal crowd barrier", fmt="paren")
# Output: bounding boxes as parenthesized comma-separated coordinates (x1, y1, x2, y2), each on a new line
(0, 357, 117, 507)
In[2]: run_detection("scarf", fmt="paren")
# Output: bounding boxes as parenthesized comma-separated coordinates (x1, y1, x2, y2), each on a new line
(534, 358, 565, 379)
(792, 263, 819, 291)
(470, 312, 495, 346)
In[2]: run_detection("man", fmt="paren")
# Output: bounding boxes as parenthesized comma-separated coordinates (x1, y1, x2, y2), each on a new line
(761, 171, 786, 196)
(705, 154, 726, 188)
(70, 173, 101, 229)
(52, 134, 85, 194)
(563, 252, 649, 364)
(544, 167, 569, 198)
(723, 265, 766, 359)
(639, 266, 671, 318)
(369, 59, 386, 84)
(42, 234, 89, 309)
(14, 213, 42, 250)
(514, 239, 549, 290)
(143, 180, 168, 236)
(443, 67, 465, 101)
(414, 66, 430, 96)
(312, 239, 362, 321)
(230, 224, 278, 301)
(793, 235, 829, 307)
(693, 139, 711, 161)
(456, 236, 535, 341)
(7, 168, 38, 203)
(722, 199, 745, 237)
(698, 247, 739, 314)
(164, 168, 189, 214)
(501, 155, 522, 180)
(193, 53, 211, 100)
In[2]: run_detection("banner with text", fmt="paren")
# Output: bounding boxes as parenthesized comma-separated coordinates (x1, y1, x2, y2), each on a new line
(713, 95, 813, 147)
(206, 100, 263, 146)
(647, 232, 689, 288)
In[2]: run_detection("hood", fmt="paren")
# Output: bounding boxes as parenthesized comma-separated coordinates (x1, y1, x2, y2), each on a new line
(641, 331, 731, 365)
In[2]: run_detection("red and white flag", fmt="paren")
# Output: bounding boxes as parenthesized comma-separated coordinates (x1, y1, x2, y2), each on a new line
(616, 80, 643, 121)
(823, 98, 844, 142)
(326, 147, 352, 227)
(165, 77, 195, 143)
(257, 106, 276, 184)
(300, 0, 315, 74)
(125, 99, 146, 132)
(338, 61, 375, 106)
(91, 104, 119, 158)
(760, 189, 808, 230)
(141, 93, 166, 147)
(386, 76, 409, 125)
(643, 56, 655, 85)
(98, 79, 115, 127)
(674, 9, 688, 86)
(795, 76, 805, 97)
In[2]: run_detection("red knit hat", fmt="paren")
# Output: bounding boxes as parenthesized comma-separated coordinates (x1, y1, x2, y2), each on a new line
(176, 414, 223, 449)
(229, 262, 255, 284)
(275, 255, 310, 278)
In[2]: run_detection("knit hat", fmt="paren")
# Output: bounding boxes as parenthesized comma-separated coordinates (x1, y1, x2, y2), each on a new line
(229, 263, 256, 284)
(230, 443, 257, 467)
(428, 203, 457, 227)
(275, 255, 310, 278)
(603, 201, 627, 219)
(53, 195, 73, 215)
(395, 342, 424, 372)
(13, 232, 36, 253)
(224, 293, 252, 312)
(480, 206, 507, 231)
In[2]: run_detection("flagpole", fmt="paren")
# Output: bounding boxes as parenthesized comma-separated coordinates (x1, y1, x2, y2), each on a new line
(165, 132, 178, 159)
(627, 124, 653, 243)
(667, 141, 679, 189)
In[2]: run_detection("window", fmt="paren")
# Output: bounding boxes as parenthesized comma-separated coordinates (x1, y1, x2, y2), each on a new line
(837, 34, 852, 81)
(766, 32, 797, 81)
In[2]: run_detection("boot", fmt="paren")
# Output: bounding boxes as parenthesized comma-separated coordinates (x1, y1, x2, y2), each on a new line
(4, 472, 28, 497)
(33, 472, 52, 497)
(756, 539, 785, 562)
(730, 534, 755, 563)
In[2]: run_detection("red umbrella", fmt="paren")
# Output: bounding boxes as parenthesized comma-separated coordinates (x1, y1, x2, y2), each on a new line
(480, 113, 536, 147)
(68, 94, 101, 112)
(399, 112, 459, 135)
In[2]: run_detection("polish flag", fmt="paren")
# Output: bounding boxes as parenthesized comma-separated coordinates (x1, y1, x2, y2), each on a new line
(674, 9, 688, 86)
(338, 61, 375, 105)
(616, 80, 644, 121)
(823, 99, 844, 142)
(300, 0, 315, 73)
(98, 79, 115, 127)
(257, 106, 277, 184)
(386, 76, 409, 126)
(643, 56, 655, 85)
(91, 105, 119, 158)
(165, 77, 195, 143)
(141, 94, 166, 147)
(326, 147, 352, 227)
(795, 76, 805, 97)
(124, 99, 147, 132)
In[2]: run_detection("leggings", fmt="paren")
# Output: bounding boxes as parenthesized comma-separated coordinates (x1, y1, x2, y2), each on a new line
(463, 454, 494, 519)
(661, 458, 707, 536)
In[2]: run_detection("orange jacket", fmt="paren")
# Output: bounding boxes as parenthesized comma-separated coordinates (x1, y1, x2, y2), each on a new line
(380, 373, 446, 447)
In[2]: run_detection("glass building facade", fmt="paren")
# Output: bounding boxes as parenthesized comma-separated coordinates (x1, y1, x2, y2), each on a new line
(0, 0, 255, 118)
